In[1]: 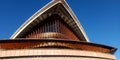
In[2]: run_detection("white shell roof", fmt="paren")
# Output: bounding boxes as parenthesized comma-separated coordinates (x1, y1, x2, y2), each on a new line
(10, 0, 89, 42)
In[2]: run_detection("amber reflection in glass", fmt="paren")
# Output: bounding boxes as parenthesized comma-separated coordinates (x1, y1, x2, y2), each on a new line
(24, 14, 79, 40)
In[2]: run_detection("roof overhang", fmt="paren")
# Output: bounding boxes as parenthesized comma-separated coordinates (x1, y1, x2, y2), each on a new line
(0, 39, 117, 54)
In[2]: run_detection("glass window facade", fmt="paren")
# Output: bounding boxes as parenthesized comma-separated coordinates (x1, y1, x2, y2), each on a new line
(25, 15, 79, 40)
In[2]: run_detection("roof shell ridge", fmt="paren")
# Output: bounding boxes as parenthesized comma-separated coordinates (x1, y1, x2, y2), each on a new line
(59, 0, 90, 42)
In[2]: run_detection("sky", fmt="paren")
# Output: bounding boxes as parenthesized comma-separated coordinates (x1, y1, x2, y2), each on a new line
(0, 0, 119, 59)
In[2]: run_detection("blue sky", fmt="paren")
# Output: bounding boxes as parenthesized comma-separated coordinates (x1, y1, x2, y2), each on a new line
(0, 0, 119, 59)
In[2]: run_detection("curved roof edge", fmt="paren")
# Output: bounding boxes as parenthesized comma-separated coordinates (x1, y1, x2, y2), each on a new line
(10, 0, 90, 42)
(0, 39, 117, 54)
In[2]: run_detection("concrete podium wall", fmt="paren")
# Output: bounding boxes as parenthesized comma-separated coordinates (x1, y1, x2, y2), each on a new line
(0, 49, 116, 60)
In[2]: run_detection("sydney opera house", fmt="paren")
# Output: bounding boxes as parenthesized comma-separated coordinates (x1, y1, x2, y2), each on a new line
(0, 0, 117, 60)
